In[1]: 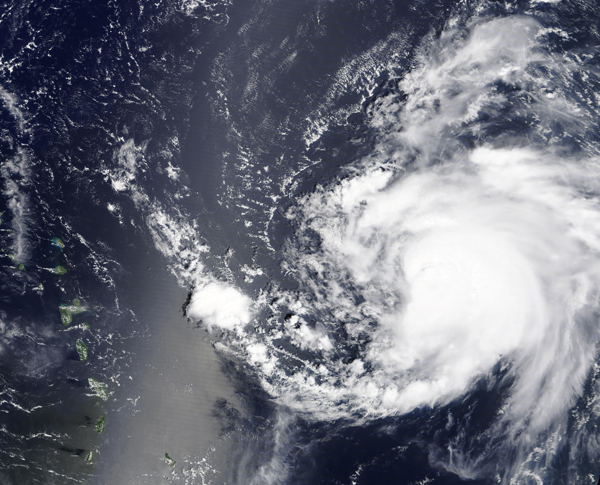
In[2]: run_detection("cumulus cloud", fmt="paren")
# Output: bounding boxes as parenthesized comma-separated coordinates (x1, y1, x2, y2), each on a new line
(187, 281, 252, 331)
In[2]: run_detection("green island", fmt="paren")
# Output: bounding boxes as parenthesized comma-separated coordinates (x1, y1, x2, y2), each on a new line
(88, 378, 109, 401)
(53, 265, 67, 274)
(76, 340, 88, 361)
(164, 453, 176, 467)
(82, 322, 90, 330)
(59, 298, 87, 325)
(95, 416, 106, 434)
(85, 450, 93, 464)
(7, 253, 24, 270)
(51, 237, 65, 249)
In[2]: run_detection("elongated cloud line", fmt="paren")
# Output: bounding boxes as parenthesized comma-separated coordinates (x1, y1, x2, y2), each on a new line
(0, 86, 32, 263)
(1, 149, 31, 263)
(104, 140, 253, 331)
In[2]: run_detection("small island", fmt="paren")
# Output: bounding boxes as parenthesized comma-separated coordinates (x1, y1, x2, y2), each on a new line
(164, 453, 176, 467)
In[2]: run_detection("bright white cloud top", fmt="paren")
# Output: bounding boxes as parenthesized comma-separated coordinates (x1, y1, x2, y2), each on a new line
(187, 281, 252, 331)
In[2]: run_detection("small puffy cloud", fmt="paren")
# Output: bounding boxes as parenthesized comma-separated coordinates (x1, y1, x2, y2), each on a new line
(187, 281, 252, 330)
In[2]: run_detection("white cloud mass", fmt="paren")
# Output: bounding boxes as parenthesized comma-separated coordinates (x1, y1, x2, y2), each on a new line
(187, 281, 252, 331)
(267, 14, 600, 452)
(196, 9, 600, 484)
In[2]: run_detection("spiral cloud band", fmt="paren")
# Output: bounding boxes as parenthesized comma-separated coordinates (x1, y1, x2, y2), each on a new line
(199, 9, 600, 483)
(306, 145, 600, 426)
(270, 13, 600, 436)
